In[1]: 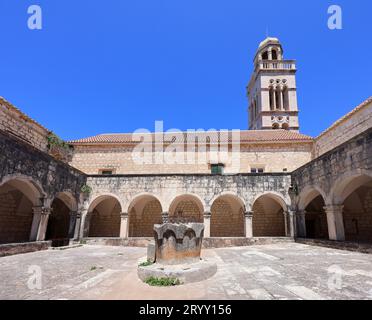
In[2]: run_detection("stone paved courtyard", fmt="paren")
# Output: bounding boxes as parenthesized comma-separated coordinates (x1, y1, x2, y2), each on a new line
(1, 243, 372, 300)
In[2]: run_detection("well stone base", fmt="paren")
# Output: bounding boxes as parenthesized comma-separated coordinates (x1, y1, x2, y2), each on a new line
(138, 259, 217, 284)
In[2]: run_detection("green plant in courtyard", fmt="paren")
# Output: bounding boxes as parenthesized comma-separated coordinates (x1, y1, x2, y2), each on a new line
(144, 277, 181, 287)
(139, 260, 154, 267)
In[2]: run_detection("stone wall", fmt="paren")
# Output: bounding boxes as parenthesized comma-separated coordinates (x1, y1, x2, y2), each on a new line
(69, 143, 312, 175)
(0, 129, 87, 208)
(0, 190, 34, 244)
(313, 98, 372, 158)
(129, 200, 162, 237)
(252, 199, 285, 237)
(292, 127, 372, 206)
(88, 204, 121, 237)
(85, 173, 292, 215)
(210, 199, 245, 237)
(0, 241, 51, 257)
(0, 97, 50, 153)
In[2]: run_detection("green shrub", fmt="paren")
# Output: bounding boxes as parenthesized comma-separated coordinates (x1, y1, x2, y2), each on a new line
(81, 184, 92, 194)
(139, 260, 154, 267)
(144, 277, 181, 287)
(47, 133, 71, 150)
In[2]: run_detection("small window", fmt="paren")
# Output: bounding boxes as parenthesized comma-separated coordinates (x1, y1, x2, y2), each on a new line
(211, 164, 224, 175)
(251, 168, 264, 173)
(272, 50, 278, 60)
(100, 170, 113, 175)
(283, 168, 288, 172)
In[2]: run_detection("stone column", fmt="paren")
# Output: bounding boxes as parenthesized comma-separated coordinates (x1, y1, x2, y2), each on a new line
(283, 211, 289, 237)
(73, 212, 82, 240)
(203, 211, 211, 238)
(79, 210, 90, 239)
(296, 210, 307, 238)
(36, 207, 51, 241)
(268, 49, 272, 60)
(324, 205, 345, 241)
(120, 212, 129, 238)
(162, 212, 169, 224)
(284, 210, 296, 238)
(29, 206, 42, 241)
(280, 88, 284, 111)
(68, 211, 77, 239)
(245, 211, 254, 238)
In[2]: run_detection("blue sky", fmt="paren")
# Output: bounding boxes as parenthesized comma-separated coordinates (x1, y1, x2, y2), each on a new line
(0, 0, 371, 140)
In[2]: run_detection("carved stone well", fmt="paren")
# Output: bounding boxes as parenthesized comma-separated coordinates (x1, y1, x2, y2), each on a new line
(154, 223, 204, 265)
(137, 222, 217, 284)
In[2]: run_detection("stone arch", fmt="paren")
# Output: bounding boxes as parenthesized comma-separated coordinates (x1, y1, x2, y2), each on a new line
(330, 169, 372, 205)
(0, 174, 45, 206)
(88, 193, 124, 212)
(46, 192, 77, 245)
(210, 194, 245, 237)
(169, 194, 204, 223)
(128, 193, 163, 237)
(272, 49, 278, 60)
(262, 51, 269, 60)
(86, 194, 122, 237)
(253, 192, 289, 211)
(54, 192, 78, 211)
(0, 176, 44, 244)
(298, 185, 328, 211)
(298, 186, 328, 239)
(331, 170, 372, 243)
(252, 192, 287, 237)
(209, 192, 247, 212)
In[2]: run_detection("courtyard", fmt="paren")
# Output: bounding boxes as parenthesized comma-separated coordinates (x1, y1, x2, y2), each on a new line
(1, 243, 372, 300)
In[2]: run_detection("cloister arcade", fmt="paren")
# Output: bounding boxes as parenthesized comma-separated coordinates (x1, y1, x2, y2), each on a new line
(0, 171, 371, 246)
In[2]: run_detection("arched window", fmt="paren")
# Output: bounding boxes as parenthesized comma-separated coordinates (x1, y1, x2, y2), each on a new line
(282, 86, 289, 110)
(262, 51, 268, 60)
(272, 50, 278, 60)
(275, 87, 281, 110)
(282, 123, 289, 130)
(269, 87, 274, 111)
(272, 123, 279, 130)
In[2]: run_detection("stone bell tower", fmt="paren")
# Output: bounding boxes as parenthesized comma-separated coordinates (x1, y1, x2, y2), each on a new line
(247, 37, 299, 131)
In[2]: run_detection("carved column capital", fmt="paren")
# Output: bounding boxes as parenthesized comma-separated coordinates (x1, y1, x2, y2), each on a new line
(32, 206, 51, 216)
(69, 211, 78, 218)
(296, 210, 306, 217)
(245, 211, 254, 218)
(324, 205, 344, 214)
(120, 212, 129, 219)
(203, 211, 211, 218)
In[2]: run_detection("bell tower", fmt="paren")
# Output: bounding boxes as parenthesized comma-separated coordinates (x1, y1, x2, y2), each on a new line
(247, 37, 299, 131)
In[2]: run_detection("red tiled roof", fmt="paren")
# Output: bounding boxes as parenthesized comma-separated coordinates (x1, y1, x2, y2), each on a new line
(69, 130, 313, 145)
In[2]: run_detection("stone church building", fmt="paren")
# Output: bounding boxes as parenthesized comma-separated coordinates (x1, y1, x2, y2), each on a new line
(1, 38, 371, 253)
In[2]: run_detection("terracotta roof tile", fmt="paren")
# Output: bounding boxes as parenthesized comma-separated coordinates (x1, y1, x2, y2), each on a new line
(69, 130, 313, 145)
